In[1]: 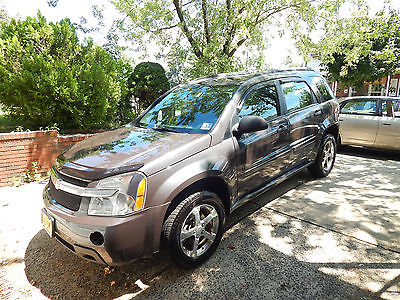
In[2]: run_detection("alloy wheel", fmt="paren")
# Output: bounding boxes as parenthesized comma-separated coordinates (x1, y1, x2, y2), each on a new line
(179, 204, 219, 258)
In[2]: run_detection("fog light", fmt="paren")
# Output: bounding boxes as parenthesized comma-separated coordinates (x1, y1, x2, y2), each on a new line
(90, 231, 104, 246)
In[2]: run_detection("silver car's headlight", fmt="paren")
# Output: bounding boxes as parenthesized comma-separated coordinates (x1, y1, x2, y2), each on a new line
(88, 172, 147, 216)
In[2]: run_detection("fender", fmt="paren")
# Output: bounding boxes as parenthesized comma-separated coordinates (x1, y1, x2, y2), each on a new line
(145, 137, 237, 253)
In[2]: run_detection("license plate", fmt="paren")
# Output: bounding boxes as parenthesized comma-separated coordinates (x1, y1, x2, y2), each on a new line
(41, 209, 54, 237)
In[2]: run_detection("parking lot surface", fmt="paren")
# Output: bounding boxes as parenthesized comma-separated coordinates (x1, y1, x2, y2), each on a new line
(0, 148, 399, 299)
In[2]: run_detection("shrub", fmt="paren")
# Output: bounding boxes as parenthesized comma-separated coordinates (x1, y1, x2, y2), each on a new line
(0, 13, 125, 131)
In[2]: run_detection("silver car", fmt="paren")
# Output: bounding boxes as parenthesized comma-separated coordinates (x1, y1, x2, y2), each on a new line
(339, 96, 400, 150)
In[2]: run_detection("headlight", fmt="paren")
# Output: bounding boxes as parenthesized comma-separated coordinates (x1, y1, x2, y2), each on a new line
(88, 172, 147, 216)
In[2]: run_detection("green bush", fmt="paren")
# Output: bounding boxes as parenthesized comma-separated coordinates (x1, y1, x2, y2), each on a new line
(129, 62, 170, 110)
(0, 13, 128, 131)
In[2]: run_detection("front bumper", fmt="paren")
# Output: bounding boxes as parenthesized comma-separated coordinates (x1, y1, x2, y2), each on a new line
(42, 185, 168, 266)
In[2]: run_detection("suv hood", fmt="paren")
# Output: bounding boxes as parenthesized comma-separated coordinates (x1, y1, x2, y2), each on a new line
(56, 125, 211, 181)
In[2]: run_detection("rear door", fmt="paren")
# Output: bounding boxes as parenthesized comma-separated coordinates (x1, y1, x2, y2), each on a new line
(339, 99, 379, 146)
(278, 79, 321, 168)
(375, 99, 400, 150)
(236, 82, 290, 198)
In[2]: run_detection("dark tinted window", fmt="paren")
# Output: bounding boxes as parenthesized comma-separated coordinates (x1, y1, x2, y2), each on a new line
(138, 84, 236, 133)
(239, 85, 279, 120)
(341, 100, 377, 115)
(311, 77, 334, 102)
(281, 81, 314, 112)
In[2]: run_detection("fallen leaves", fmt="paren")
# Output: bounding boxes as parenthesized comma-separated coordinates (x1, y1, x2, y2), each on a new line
(104, 266, 114, 276)
(124, 281, 134, 288)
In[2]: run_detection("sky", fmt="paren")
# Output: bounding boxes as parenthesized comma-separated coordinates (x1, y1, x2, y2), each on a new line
(0, 0, 399, 69)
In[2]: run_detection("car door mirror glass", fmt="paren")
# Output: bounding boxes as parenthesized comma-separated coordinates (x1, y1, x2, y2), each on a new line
(234, 115, 268, 137)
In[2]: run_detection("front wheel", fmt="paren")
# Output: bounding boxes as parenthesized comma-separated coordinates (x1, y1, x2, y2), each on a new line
(308, 134, 336, 177)
(161, 191, 225, 268)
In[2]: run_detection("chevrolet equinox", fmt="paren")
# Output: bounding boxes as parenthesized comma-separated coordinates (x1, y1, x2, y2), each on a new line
(42, 69, 339, 268)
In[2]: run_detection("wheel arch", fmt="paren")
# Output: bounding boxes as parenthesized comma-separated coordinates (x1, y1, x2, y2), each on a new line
(162, 175, 231, 224)
(324, 123, 339, 142)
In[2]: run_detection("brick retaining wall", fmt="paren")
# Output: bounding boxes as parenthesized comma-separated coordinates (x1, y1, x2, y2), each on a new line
(0, 131, 91, 187)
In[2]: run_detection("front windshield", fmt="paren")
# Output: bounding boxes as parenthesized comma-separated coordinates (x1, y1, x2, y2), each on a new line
(137, 84, 237, 134)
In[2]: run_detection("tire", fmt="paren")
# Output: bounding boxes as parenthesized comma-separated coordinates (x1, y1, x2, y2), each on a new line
(161, 191, 225, 268)
(308, 133, 336, 178)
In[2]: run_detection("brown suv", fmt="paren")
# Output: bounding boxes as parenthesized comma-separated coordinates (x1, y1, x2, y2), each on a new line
(41, 69, 339, 268)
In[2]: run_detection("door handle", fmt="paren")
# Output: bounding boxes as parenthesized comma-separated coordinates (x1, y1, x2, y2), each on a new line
(277, 125, 288, 133)
(382, 123, 391, 126)
(314, 109, 322, 116)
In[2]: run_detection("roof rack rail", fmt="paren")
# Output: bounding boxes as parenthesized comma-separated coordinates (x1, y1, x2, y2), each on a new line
(269, 67, 314, 72)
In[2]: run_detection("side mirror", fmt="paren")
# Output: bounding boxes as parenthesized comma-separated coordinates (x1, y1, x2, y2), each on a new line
(233, 115, 268, 138)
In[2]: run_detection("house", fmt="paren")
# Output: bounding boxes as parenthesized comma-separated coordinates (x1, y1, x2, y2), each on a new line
(331, 74, 400, 98)
(306, 55, 400, 98)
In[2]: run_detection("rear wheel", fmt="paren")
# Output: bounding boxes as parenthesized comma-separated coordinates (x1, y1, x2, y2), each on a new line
(308, 134, 336, 177)
(162, 191, 225, 268)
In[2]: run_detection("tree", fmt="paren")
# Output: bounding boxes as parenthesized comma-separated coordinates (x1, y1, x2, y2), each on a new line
(311, 10, 400, 87)
(116, 59, 136, 122)
(113, 0, 359, 80)
(130, 62, 170, 110)
(0, 13, 129, 131)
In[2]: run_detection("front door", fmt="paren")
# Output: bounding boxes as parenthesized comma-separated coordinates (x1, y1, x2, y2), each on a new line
(339, 99, 379, 146)
(235, 82, 290, 199)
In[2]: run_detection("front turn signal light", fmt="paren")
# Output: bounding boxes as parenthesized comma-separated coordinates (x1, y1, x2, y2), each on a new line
(134, 178, 146, 211)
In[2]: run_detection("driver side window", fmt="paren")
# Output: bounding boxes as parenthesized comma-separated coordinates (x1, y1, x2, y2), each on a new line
(239, 85, 280, 120)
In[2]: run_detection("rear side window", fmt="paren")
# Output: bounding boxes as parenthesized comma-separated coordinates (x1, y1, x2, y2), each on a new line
(311, 77, 334, 102)
(341, 100, 377, 115)
(281, 81, 314, 112)
(239, 85, 280, 120)
(383, 100, 400, 118)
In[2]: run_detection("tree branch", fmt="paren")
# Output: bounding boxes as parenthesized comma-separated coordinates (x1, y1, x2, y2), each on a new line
(201, 0, 210, 44)
(228, 38, 247, 57)
(149, 23, 179, 33)
(173, 0, 203, 57)
(223, 5, 245, 55)
(227, 3, 302, 57)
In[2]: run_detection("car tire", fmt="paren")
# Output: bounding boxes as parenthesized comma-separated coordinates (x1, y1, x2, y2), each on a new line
(308, 133, 336, 178)
(161, 191, 225, 268)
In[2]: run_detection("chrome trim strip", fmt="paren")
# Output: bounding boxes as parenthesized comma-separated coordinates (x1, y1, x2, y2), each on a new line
(51, 169, 117, 197)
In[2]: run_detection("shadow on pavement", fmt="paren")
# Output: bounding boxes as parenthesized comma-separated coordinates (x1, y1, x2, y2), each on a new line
(24, 170, 388, 299)
(267, 153, 400, 253)
(339, 145, 400, 161)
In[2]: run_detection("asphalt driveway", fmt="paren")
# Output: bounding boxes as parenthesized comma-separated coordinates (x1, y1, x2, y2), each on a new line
(0, 148, 399, 299)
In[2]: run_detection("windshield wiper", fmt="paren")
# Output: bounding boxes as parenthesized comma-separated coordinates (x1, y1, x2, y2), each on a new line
(152, 126, 180, 133)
